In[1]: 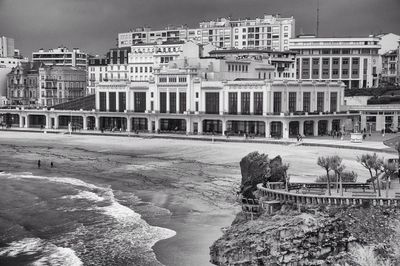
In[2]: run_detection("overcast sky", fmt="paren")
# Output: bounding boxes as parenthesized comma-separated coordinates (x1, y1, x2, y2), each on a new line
(1, 0, 399, 57)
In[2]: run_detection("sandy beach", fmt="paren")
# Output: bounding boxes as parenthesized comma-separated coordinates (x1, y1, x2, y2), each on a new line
(0, 131, 390, 265)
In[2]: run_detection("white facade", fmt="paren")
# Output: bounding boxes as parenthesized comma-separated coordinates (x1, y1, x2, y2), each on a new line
(0, 36, 15, 58)
(0, 57, 28, 97)
(119, 14, 295, 51)
(289, 36, 381, 88)
(32, 47, 88, 69)
(88, 58, 107, 95)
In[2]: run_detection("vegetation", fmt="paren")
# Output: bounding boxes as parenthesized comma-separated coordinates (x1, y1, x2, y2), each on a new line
(315, 171, 358, 183)
(317, 156, 335, 195)
(357, 153, 385, 197)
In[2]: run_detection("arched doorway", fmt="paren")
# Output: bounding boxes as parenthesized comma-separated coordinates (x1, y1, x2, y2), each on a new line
(304, 120, 314, 136)
(318, 120, 328, 136)
(289, 121, 299, 137)
(270, 121, 283, 138)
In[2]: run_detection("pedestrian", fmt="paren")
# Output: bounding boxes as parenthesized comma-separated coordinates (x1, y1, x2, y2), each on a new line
(50, 162, 54, 168)
(37, 160, 41, 168)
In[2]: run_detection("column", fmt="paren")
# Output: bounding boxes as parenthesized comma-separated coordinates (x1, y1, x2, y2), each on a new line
(265, 120, 270, 138)
(95, 90, 100, 110)
(155, 118, 159, 131)
(360, 115, 367, 132)
(54, 115, 59, 129)
(299, 120, 304, 136)
(95, 116, 100, 130)
(250, 91, 254, 114)
(147, 118, 153, 132)
(327, 119, 333, 132)
(127, 116, 131, 131)
(313, 120, 319, 136)
(166, 90, 170, 113)
(186, 119, 191, 134)
(116, 92, 120, 112)
(83, 116, 87, 130)
(45, 114, 50, 129)
(282, 120, 289, 139)
(222, 120, 227, 136)
(25, 115, 29, 128)
(238, 91, 242, 114)
(106, 92, 110, 111)
(393, 113, 398, 129)
(132, 91, 136, 112)
(19, 115, 23, 128)
(198, 119, 203, 134)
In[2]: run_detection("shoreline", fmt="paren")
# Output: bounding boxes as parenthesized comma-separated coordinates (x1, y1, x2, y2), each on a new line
(0, 131, 392, 265)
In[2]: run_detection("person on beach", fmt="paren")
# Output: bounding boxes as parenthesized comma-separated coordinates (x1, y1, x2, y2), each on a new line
(37, 160, 41, 168)
(50, 162, 54, 168)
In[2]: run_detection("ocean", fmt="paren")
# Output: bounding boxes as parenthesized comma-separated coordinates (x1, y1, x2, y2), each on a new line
(0, 172, 176, 266)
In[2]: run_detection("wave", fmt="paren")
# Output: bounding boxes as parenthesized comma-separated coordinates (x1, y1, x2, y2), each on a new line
(0, 171, 176, 265)
(0, 237, 83, 266)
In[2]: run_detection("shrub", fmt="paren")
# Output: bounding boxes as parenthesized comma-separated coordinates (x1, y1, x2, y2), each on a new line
(315, 171, 357, 183)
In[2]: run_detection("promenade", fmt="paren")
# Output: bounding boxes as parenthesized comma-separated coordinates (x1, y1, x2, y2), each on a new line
(0, 127, 396, 154)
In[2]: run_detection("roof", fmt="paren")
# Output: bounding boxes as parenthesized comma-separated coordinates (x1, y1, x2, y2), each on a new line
(209, 49, 297, 55)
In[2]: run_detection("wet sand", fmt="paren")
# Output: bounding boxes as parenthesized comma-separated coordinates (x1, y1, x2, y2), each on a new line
(0, 131, 384, 265)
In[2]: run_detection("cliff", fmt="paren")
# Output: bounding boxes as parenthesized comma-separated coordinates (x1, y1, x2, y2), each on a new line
(210, 204, 400, 265)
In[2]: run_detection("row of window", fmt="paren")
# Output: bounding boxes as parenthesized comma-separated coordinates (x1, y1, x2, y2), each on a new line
(159, 76, 187, 83)
(227, 64, 249, 72)
(302, 57, 361, 65)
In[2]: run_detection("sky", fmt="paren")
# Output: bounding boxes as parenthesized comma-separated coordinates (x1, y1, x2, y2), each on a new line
(0, 0, 399, 58)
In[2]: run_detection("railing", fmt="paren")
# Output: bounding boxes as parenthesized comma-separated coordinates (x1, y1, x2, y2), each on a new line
(257, 184, 400, 208)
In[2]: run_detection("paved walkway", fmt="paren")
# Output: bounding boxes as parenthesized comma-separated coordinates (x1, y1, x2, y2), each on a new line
(0, 127, 397, 154)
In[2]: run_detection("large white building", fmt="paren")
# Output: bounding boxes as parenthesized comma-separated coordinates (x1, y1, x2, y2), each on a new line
(0, 36, 15, 58)
(94, 54, 353, 139)
(289, 35, 381, 89)
(118, 14, 295, 51)
(32, 47, 88, 69)
(88, 57, 108, 95)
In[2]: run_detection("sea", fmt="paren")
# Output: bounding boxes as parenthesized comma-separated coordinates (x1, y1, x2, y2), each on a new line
(0, 171, 176, 266)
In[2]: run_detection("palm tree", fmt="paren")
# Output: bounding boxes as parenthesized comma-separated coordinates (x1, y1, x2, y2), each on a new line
(357, 153, 384, 196)
(394, 141, 400, 183)
(382, 162, 396, 198)
(317, 156, 332, 195)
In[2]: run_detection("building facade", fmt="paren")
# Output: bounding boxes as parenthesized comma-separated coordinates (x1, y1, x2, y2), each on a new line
(118, 14, 295, 51)
(88, 57, 107, 95)
(94, 56, 352, 138)
(38, 66, 87, 107)
(7, 62, 40, 106)
(32, 47, 88, 69)
(289, 36, 381, 89)
(0, 36, 15, 58)
(381, 50, 398, 85)
(105, 47, 131, 82)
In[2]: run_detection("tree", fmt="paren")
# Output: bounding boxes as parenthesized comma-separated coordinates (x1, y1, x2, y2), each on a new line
(394, 141, 400, 183)
(331, 155, 345, 196)
(382, 162, 396, 198)
(317, 156, 333, 195)
(357, 153, 384, 197)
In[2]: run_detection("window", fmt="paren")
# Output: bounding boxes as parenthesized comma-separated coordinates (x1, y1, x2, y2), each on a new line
(352, 58, 359, 65)
(179, 92, 186, 113)
(332, 58, 339, 65)
(330, 92, 337, 112)
(317, 92, 324, 112)
(228, 92, 238, 114)
(303, 92, 311, 112)
(159, 77, 167, 83)
(322, 58, 329, 65)
(109, 92, 116, 112)
(289, 92, 296, 112)
(241, 92, 250, 115)
(160, 92, 167, 113)
(169, 77, 177, 83)
(205, 92, 219, 114)
(169, 92, 176, 113)
(179, 77, 187, 82)
(254, 92, 263, 115)
(196, 92, 199, 98)
(273, 92, 282, 113)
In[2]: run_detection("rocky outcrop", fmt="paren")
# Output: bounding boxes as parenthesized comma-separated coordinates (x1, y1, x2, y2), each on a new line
(210, 205, 400, 265)
(239, 152, 286, 199)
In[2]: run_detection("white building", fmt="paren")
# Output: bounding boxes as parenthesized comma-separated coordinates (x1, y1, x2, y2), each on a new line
(94, 55, 353, 139)
(289, 35, 381, 89)
(0, 57, 28, 101)
(128, 40, 215, 82)
(88, 57, 107, 95)
(0, 36, 15, 58)
(118, 14, 295, 51)
(32, 47, 88, 69)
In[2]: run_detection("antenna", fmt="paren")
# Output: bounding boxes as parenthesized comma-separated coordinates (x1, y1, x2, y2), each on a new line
(316, 0, 320, 36)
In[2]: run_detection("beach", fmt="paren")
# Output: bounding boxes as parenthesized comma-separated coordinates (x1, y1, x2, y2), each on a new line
(0, 131, 386, 265)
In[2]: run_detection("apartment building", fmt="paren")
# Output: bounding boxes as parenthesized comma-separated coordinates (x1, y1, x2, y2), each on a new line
(38, 66, 87, 106)
(7, 62, 40, 106)
(118, 14, 295, 51)
(289, 35, 380, 88)
(88, 57, 107, 95)
(381, 50, 398, 85)
(32, 47, 88, 69)
(105, 47, 131, 82)
(0, 36, 15, 58)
